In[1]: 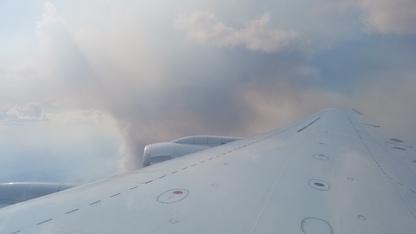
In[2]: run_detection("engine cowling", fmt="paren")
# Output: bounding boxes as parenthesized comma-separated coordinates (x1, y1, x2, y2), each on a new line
(143, 135, 241, 167)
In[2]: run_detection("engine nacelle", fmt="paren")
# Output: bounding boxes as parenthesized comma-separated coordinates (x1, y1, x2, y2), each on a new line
(143, 135, 241, 167)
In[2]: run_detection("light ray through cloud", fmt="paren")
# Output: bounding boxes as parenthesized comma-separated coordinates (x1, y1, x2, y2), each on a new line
(0, 0, 415, 182)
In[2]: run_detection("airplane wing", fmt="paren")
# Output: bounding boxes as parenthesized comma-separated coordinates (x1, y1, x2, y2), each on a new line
(1, 108, 415, 234)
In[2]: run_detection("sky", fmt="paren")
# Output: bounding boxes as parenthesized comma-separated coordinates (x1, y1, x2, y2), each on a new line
(0, 0, 415, 183)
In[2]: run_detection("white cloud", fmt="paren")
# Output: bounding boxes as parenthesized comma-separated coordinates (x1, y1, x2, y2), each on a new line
(176, 12, 300, 53)
(36, 2, 65, 33)
(1, 104, 45, 122)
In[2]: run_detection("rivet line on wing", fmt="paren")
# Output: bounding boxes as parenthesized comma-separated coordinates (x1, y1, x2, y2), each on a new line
(65, 208, 79, 214)
(110, 193, 121, 198)
(89, 200, 101, 206)
(36, 219, 53, 226)
(12, 138, 267, 234)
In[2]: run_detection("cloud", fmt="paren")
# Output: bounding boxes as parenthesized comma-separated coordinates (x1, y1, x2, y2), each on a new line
(241, 81, 341, 133)
(350, 74, 416, 140)
(25, 1, 416, 172)
(1, 0, 416, 182)
(1, 104, 46, 122)
(360, 0, 416, 34)
(36, 2, 65, 32)
(338, 0, 416, 34)
(176, 12, 300, 53)
(0, 107, 121, 183)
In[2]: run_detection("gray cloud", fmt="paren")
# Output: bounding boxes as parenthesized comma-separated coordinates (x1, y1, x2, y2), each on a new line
(351, 74, 416, 140)
(1, 0, 416, 181)
(33, 1, 416, 170)
(176, 12, 300, 53)
(333, 0, 416, 34)
(240, 74, 416, 143)
(361, 0, 416, 34)
(0, 107, 121, 183)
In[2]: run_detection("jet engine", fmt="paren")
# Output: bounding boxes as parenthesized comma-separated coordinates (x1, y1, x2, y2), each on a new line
(143, 135, 241, 167)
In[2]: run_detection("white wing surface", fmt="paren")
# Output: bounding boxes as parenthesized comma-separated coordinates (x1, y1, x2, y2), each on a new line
(1, 108, 415, 234)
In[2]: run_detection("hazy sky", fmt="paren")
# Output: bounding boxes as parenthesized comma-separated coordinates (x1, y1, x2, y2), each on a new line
(0, 0, 415, 183)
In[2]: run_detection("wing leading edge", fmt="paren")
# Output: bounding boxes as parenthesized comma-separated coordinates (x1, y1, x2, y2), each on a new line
(0, 108, 415, 234)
